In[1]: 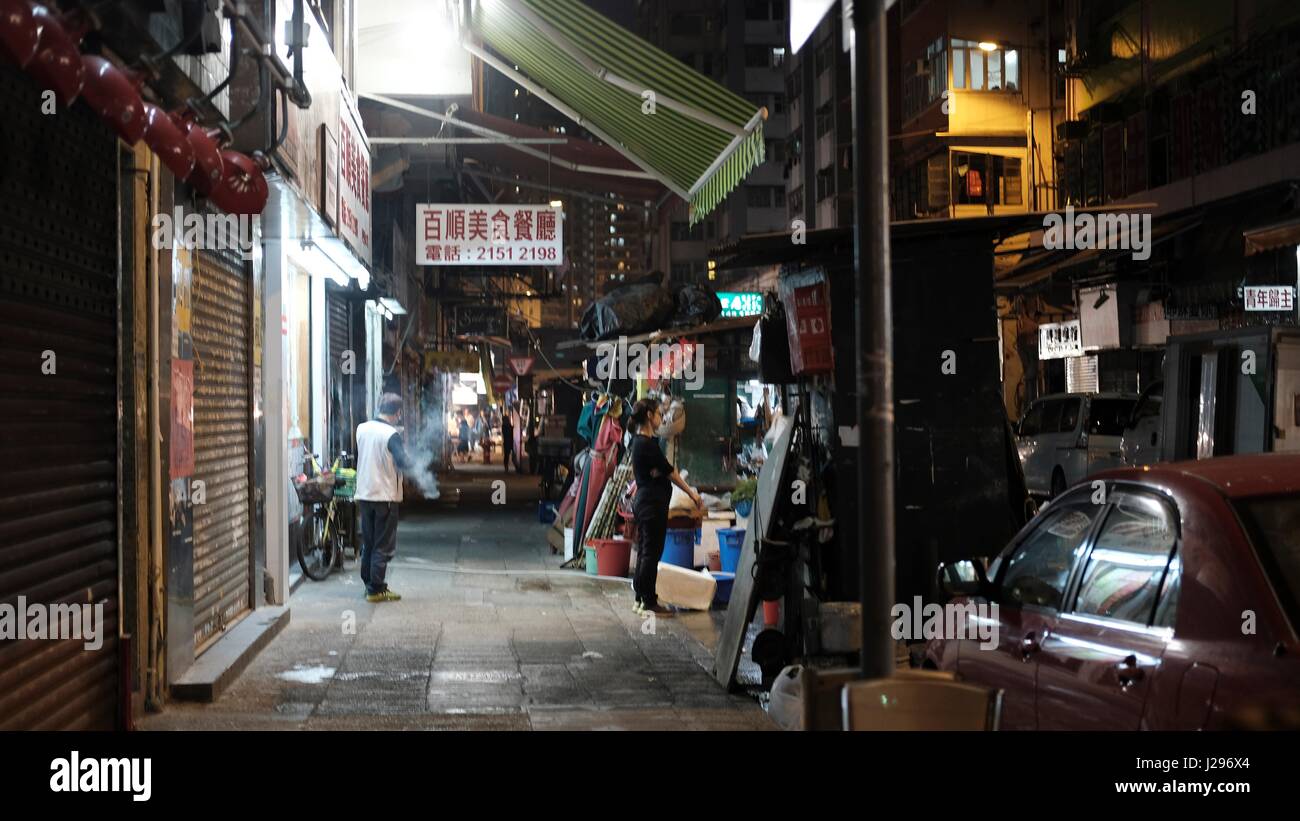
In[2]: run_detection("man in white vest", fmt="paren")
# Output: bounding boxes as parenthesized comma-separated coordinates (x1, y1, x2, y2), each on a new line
(355, 393, 411, 602)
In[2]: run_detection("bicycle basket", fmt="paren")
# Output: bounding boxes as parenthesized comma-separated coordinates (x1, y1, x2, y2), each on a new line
(293, 473, 336, 504)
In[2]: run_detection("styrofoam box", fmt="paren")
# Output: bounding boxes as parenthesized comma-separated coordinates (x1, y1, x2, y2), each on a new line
(655, 563, 717, 611)
(564, 527, 576, 562)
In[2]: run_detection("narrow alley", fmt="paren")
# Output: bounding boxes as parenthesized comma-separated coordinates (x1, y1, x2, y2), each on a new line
(141, 469, 773, 731)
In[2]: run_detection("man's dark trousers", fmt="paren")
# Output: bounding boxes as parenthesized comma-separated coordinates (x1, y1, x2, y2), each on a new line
(358, 500, 399, 595)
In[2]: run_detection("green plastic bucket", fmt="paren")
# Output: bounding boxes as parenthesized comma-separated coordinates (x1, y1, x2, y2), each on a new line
(584, 545, 599, 576)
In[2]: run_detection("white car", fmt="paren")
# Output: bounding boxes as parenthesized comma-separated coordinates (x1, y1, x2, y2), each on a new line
(1015, 392, 1138, 498)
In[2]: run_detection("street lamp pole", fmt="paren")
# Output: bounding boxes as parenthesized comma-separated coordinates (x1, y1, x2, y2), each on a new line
(849, 0, 896, 680)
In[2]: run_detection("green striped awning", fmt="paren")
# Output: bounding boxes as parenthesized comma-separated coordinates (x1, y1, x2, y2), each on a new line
(462, 0, 766, 224)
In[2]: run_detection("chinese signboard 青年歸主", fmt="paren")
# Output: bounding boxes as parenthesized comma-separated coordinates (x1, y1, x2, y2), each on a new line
(417, 204, 563, 266)
(1243, 285, 1296, 312)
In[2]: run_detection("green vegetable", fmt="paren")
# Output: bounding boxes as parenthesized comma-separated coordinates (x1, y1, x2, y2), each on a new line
(731, 478, 757, 506)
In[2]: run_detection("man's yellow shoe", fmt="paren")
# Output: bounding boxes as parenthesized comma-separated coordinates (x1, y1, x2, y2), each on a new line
(365, 590, 402, 603)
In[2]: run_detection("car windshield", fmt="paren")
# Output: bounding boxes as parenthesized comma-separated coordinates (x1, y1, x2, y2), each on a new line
(1234, 495, 1300, 631)
(1088, 399, 1137, 435)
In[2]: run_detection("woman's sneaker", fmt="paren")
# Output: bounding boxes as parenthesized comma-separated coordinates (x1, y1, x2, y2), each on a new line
(366, 589, 401, 603)
(641, 602, 674, 618)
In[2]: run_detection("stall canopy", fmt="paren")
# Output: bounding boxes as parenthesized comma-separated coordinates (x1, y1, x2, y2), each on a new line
(460, 0, 766, 223)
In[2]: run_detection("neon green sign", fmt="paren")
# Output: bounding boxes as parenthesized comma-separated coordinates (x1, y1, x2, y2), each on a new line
(718, 292, 763, 317)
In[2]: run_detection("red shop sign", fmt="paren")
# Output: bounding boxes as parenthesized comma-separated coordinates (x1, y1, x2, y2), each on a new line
(784, 282, 834, 375)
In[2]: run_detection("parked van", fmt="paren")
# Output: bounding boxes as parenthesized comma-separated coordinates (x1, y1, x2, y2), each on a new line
(1120, 380, 1164, 467)
(1015, 392, 1138, 498)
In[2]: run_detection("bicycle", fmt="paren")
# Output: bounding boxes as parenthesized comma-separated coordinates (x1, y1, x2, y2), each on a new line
(293, 450, 357, 581)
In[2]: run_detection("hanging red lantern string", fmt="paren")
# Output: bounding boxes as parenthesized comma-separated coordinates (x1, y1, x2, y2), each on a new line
(0, 0, 40, 67)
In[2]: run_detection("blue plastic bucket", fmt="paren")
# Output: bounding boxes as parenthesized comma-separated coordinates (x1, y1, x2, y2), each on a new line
(663, 528, 696, 568)
(711, 571, 735, 605)
(734, 499, 753, 518)
(717, 528, 746, 574)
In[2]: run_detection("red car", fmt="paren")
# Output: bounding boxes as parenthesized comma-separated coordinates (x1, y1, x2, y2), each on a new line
(925, 453, 1300, 730)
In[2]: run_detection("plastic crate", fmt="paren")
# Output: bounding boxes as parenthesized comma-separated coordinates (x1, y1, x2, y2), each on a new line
(333, 468, 357, 499)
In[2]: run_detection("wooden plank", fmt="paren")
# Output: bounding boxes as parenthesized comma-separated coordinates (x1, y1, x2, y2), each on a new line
(712, 415, 796, 690)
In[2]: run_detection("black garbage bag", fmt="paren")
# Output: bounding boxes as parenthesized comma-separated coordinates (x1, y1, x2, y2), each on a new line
(579, 281, 677, 340)
(671, 283, 722, 327)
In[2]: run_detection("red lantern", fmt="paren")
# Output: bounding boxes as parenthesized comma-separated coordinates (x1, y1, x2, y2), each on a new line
(175, 113, 225, 194)
(208, 149, 268, 216)
(26, 4, 84, 105)
(80, 54, 147, 144)
(0, 0, 39, 67)
(142, 102, 196, 180)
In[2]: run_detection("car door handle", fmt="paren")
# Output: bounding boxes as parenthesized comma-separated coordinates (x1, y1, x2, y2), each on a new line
(1115, 654, 1144, 688)
(1020, 633, 1040, 661)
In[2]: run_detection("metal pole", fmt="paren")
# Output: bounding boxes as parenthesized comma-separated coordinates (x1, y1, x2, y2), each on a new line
(850, 0, 895, 680)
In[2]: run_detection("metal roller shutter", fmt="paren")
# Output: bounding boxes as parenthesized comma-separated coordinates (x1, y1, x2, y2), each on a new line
(191, 246, 253, 652)
(0, 66, 120, 729)
(328, 290, 351, 457)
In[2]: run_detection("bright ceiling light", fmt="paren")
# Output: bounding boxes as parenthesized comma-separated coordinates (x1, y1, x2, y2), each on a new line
(978, 41, 998, 51)
(294, 241, 349, 288)
(549, 199, 563, 207)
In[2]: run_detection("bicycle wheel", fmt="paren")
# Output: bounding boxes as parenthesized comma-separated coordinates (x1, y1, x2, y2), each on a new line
(297, 505, 338, 581)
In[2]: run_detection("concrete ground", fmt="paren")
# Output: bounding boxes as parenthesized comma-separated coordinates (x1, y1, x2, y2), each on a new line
(142, 466, 773, 731)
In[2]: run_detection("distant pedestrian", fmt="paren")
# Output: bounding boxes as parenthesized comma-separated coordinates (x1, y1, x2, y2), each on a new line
(501, 411, 517, 472)
(355, 394, 410, 603)
(526, 412, 538, 474)
(473, 412, 487, 461)
(457, 412, 470, 462)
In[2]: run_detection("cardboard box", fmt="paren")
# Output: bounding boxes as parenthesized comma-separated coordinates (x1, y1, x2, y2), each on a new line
(695, 513, 737, 567)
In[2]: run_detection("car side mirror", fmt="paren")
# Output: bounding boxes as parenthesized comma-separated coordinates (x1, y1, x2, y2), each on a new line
(937, 559, 994, 600)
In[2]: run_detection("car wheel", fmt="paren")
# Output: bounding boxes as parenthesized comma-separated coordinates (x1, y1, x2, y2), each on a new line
(1050, 469, 1066, 499)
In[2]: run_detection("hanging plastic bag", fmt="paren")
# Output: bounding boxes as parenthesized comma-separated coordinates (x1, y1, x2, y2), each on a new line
(656, 396, 686, 438)
(749, 320, 762, 363)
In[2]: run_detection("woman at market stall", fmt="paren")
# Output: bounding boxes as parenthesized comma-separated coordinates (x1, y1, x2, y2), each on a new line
(628, 397, 701, 617)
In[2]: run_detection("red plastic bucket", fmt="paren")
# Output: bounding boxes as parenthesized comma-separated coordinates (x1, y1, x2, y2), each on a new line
(587, 538, 631, 577)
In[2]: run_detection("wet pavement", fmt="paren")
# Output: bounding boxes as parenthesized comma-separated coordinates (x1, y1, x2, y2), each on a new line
(141, 466, 774, 731)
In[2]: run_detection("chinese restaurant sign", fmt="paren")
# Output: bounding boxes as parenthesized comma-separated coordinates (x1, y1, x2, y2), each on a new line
(1243, 285, 1296, 312)
(338, 91, 371, 264)
(417, 204, 563, 265)
(718, 292, 763, 317)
